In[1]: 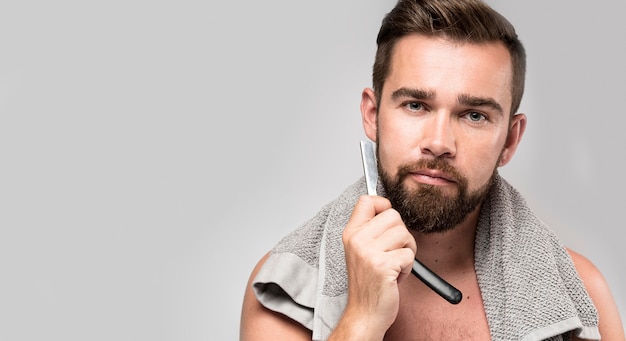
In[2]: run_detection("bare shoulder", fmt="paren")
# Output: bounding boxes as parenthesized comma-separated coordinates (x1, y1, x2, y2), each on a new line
(566, 248, 616, 300)
(566, 248, 625, 340)
(239, 252, 312, 341)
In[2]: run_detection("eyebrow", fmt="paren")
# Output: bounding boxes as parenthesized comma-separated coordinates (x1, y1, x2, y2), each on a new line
(457, 94, 504, 115)
(390, 87, 434, 101)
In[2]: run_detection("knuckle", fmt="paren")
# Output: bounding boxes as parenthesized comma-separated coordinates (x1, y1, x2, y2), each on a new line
(356, 194, 372, 206)
(388, 208, 402, 221)
(343, 230, 363, 249)
(403, 247, 416, 259)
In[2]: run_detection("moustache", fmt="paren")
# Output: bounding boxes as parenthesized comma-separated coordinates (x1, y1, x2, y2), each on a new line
(396, 158, 464, 184)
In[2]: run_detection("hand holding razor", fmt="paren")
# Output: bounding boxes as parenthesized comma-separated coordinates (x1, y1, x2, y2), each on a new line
(359, 140, 462, 305)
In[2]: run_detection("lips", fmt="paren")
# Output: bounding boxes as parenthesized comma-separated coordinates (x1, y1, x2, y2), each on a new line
(395, 159, 462, 187)
(412, 169, 457, 183)
(407, 168, 459, 187)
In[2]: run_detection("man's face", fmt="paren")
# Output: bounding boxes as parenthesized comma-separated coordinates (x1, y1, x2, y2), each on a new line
(364, 34, 516, 233)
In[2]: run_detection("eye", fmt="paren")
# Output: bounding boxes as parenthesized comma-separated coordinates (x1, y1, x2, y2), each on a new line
(466, 111, 486, 122)
(405, 101, 423, 112)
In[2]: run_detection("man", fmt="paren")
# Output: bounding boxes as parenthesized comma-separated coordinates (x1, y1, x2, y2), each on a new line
(240, 0, 624, 340)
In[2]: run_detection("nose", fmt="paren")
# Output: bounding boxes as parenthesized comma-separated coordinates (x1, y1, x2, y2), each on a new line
(419, 113, 456, 158)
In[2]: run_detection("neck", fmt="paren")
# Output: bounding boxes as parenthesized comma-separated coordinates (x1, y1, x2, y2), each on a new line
(411, 204, 481, 274)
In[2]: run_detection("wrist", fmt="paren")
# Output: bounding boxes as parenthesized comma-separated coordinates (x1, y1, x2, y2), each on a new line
(328, 309, 387, 341)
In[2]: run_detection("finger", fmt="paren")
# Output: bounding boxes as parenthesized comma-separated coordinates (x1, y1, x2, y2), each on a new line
(345, 195, 392, 233)
(360, 208, 407, 239)
(374, 223, 417, 253)
(386, 247, 416, 284)
(343, 208, 404, 250)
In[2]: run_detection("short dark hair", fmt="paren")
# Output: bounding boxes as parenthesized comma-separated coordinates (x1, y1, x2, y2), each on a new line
(373, 0, 526, 116)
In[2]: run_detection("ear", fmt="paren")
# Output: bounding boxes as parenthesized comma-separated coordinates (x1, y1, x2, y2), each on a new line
(499, 113, 527, 167)
(361, 88, 378, 142)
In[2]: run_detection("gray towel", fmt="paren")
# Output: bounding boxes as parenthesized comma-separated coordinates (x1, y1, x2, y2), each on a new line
(253, 175, 600, 340)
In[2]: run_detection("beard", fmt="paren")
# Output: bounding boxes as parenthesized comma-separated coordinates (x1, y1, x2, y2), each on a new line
(379, 157, 497, 234)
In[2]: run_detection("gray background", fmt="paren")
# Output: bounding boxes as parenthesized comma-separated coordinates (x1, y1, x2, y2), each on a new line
(0, 0, 623, 340)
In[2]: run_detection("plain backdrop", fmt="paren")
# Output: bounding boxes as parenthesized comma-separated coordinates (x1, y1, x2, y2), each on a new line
(0, 1, 624, 340)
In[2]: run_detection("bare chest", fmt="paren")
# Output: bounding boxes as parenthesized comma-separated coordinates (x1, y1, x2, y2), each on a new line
(384, 275, 491, 340)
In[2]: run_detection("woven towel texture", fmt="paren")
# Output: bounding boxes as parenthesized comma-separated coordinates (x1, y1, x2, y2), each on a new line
(256, 175, 599, 340)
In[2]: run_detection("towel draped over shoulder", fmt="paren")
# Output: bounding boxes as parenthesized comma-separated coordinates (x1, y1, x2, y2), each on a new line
(253, 175, 600, 340)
